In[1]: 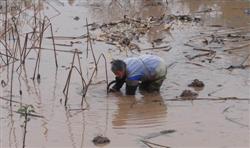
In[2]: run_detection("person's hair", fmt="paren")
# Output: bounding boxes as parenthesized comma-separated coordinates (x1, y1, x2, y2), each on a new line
(111, 59, 126, 73)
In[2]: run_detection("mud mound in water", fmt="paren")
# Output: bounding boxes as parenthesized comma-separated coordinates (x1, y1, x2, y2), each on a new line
(180, 90, 198, 99)
(92, 136, 110, 145)
(188, 79, 205, 87)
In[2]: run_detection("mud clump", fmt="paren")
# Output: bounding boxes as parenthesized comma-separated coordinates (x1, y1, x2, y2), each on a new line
(73, 16, 80, 21)
(160, 129, 176, 134)
(92, 136, 110, 145)
(180, 90, 198, 99)
(1, 80, 7, 87)
(188, 79, 205, 87)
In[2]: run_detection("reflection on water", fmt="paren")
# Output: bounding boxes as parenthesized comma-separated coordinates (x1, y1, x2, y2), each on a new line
(68, 0, 76, 6)
(87, 0, 167, 22)
(65, 111, 77, 148)
(169, 0, 250, 27)
(9, 113, 18, 148)
(112, 93, 167, 128)
(88, 0, 250, 27)
(0, 0, 44, 15)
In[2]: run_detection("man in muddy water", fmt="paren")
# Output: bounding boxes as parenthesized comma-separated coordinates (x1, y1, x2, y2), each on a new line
(109, 54, 167, 95)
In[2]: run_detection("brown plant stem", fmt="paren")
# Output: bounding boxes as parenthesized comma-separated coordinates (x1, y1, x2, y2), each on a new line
(49, 23, 58, 68)
(140, 140, 170, 148)
(96, 53, 109, 93)
(63, 50, 77, 106)
(86, 18, 97, 70)
(4, 0, 8, 64)
(83, 53, 109, 97)
(167, 97, 250, 101)
(44, 16, 58, 68)
(22, 112, 28, 148)
(32, 18, 45, 80)
(10, 42, 19, 107)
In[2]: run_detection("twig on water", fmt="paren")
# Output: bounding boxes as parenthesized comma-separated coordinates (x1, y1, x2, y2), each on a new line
(55, 43, 73, 47)
(141, 140, 170, 148)
(240, 54, 250, 66)
(141, 45, 171, 51)
(46, 35, 87, 40)
(68, 108, 87, 111)
(0, 51, 18, 61)
(225, 116, 248, 128)
(86, 18, 97, 70)
(185, 61, 205, 67)
(14, 110, 44, 118)
(166, 97, 250, 101)
(141, 140, 153, 148)
(0, 96, 26, 105)
(223, 43, 250, 52)
(226, 65, 250, 70)
(0, 39, 13, 59)
(222, 105, 234, 113)
(226, 54, 250, 70)
(44, 0, 61, 19)
(186, 50, 216, 60)
(193, 48, 212, 52)
(29, 47, 83, 53)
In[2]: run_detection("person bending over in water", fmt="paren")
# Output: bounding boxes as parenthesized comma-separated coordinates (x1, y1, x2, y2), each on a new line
(109, 54, 167, 95)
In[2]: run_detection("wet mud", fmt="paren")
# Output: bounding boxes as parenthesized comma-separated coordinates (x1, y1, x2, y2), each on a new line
(180, 89, 198, 99)
(92, 135, 110, 145)
(188, 79, 205, 87)
(0, 0, 250, 148)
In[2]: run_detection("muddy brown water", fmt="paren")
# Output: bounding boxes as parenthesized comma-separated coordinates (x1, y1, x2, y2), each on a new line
(1, 0, 250, 148)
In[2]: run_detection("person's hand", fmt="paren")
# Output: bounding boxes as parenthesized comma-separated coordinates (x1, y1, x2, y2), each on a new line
(108, 87, 118, 93)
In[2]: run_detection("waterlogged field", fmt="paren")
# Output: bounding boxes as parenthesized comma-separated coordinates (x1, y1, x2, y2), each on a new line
(0, 0, 250, 148)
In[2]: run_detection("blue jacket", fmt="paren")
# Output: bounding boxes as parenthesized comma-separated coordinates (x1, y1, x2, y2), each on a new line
(124, 54, 166, 86)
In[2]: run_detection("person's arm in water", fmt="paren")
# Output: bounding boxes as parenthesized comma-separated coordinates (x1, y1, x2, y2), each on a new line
(110, 76, 126, 92)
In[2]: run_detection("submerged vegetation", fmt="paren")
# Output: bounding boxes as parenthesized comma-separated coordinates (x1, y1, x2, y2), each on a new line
(17, 105, 35, 148)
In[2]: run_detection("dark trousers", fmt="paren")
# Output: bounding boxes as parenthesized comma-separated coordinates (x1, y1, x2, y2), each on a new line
(139, 76, 165, 92)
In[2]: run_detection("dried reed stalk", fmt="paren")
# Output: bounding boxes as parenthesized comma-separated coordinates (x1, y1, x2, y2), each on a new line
(10, 40, 19, 107)
(63, 50, 77, 106)
(44, 16, 58, 68)
(83, 53, 109, 97)
(141, 140, 170, 148)
(32, 18, 45, 80)
(86, 18, 97, 70)
(4, 0, 8, 64)
(63, 49, 88, 107)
